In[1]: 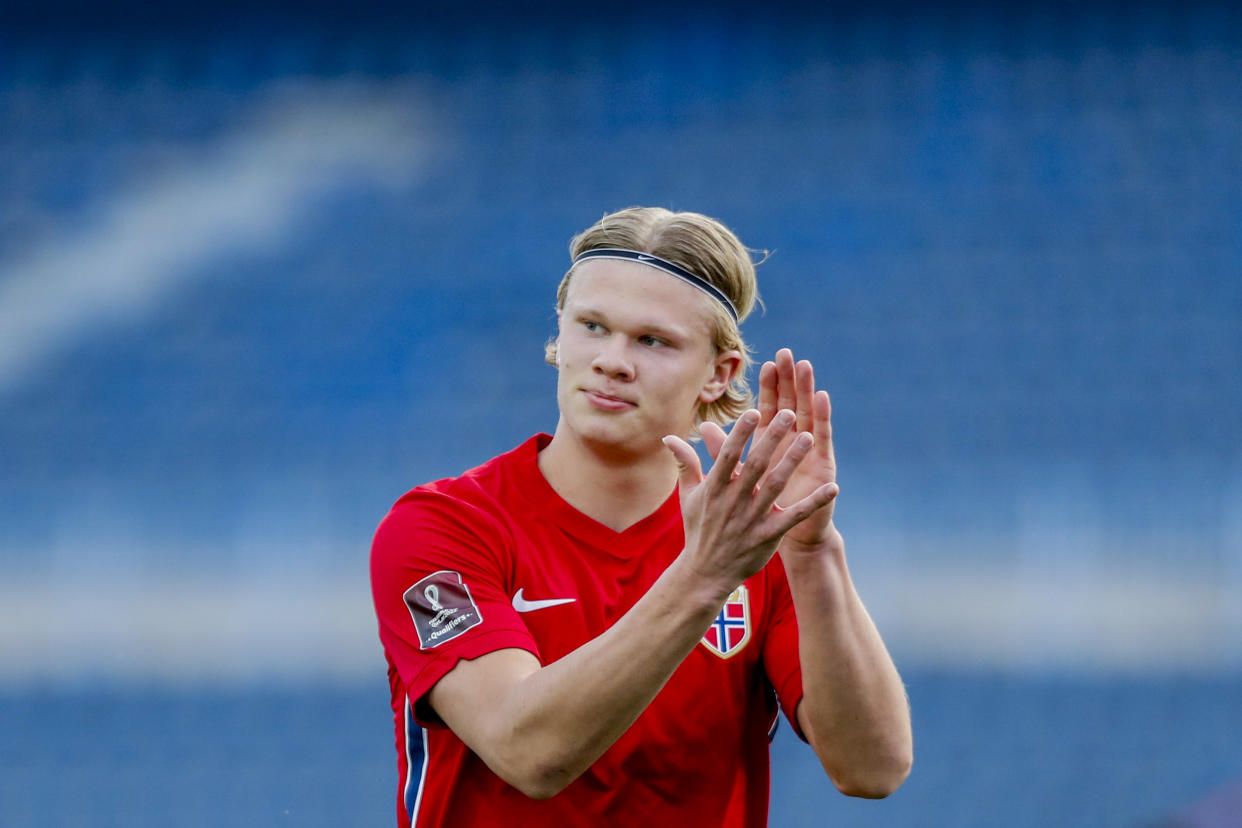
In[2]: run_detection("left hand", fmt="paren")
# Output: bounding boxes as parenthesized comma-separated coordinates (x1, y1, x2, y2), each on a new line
(702, 348, 840, 552)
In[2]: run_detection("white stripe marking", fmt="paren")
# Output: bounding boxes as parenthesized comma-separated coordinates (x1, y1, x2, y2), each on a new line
(0, 79, 426, 392)
(405, 696, 429, 827)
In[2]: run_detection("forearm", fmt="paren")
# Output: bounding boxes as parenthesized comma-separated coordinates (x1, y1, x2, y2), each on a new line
(782, 539, 912, 798)
(486, 558, 727, 797)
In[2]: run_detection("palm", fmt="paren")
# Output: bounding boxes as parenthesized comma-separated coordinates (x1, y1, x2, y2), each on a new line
(704, 349, 839, 548)
(754, 419, 833, 508)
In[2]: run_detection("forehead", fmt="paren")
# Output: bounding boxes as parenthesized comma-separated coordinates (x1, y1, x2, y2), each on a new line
(562, 259, 718, 337)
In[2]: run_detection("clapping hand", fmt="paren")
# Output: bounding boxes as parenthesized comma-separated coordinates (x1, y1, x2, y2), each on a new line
(700, 348, 841, 553)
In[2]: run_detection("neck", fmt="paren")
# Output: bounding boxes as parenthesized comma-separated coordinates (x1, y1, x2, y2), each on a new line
(537, 420, 681, 533)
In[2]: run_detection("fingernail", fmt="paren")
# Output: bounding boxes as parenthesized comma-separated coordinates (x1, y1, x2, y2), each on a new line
(743, 410, 759, 424)
(778, 409, 794, 424)
(796, 432, 813, 447)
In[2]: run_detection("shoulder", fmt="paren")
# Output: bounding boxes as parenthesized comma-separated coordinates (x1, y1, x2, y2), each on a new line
(371, 436, 543, 568)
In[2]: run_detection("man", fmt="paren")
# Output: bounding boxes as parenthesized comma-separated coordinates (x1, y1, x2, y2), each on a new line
(371, 207, 912, 827)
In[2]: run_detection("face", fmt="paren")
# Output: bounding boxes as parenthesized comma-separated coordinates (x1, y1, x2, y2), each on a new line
(552, 259, 740, 457)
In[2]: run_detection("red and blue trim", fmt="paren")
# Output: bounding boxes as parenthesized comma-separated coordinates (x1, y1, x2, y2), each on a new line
(404, 696, 429, 826)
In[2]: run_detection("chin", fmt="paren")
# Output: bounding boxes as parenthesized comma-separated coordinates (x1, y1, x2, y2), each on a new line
(575, 418, 636, 448)
(567, 412, 649, 454)
(561, 395, 691, 455)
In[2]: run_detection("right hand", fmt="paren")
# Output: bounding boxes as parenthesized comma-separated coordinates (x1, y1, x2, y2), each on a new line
(662, 408, 840, 598)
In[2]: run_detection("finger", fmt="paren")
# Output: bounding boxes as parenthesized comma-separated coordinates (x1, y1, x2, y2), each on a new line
(757, 361, 778, 424)
(753, 430, 815, 513)
(775, 348, 797, 412)
(708, 410, 759, 492)
(773, 482, 840, 534)
(736, 408, 795, 491)
(699, 421, 745, 481)
(699, 421, 728, 462)
(662, 435, 705, 493)
(814, 389, 836, 470)
(795, 359, 815, 433)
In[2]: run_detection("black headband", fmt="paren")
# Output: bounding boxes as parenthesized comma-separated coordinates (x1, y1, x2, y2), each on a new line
(571, 248, 740, 323)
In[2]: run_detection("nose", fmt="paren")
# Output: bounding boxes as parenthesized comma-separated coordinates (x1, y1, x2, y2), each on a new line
(592, 334, 634, 381)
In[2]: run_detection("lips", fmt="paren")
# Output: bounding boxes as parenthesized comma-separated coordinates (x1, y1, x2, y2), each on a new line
(582, 389, 637, 411)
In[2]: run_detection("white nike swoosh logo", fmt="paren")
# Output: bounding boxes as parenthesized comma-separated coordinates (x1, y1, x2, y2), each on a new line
(512, 588, 577, 613)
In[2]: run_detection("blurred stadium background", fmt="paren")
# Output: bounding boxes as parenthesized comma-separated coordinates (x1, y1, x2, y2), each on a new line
(2, 1, 1240, 825)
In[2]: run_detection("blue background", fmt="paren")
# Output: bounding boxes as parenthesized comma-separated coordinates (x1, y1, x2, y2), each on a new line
(1, 2, 1240, 825)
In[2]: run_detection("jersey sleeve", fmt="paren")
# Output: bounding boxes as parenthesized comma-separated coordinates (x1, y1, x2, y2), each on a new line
(761, 555, 807, 741)
(371, 488, 540, 728)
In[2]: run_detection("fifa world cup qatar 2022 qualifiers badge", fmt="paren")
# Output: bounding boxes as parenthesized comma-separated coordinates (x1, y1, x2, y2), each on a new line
(404, 570, 483, 649)
(701, 584, 751, 659)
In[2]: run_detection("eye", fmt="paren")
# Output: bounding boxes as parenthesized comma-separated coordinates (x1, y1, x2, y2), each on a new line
(582, 319, 604, 334)
(638, 334, 667, 348)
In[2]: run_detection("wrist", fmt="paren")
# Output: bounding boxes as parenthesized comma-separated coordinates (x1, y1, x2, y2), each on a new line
(779, 525, 846, 561)
(662, 553, 739, 610)
(778, 534, 854, 602)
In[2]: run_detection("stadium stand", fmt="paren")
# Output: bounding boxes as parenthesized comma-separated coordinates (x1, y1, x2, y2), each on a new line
(1, 2, 1239, 826)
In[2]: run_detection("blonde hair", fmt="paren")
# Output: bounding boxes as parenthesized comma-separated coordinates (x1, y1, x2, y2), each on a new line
(544, 207, 761, 427)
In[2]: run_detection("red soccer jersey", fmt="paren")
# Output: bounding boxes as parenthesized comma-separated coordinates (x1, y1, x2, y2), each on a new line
(370, 434, 806, 828)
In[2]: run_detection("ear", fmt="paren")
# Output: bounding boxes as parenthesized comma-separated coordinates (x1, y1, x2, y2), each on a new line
(699, 349, 743, 404)
(547, 309, 563, 367)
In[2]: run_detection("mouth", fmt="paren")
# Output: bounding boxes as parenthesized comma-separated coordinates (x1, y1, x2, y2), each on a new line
(582, 389, 637, 411)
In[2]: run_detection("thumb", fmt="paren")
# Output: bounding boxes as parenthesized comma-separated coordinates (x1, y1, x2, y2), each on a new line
(662, 435, 704, 492)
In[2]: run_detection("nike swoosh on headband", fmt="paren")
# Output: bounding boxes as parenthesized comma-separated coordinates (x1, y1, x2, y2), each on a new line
(571, 248, 740, 322)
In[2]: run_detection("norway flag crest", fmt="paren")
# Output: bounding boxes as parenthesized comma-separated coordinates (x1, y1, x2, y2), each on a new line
(701, 585, 751, 659)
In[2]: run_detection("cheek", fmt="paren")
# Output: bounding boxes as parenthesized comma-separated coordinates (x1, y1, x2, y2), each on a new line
(558, 349, 587, 375)
(553, 336, 577, 370)
(663, 359, 715, 404)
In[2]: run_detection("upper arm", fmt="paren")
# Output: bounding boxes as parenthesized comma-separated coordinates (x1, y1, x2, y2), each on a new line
(426, 647, 542, 752)
(794, 698, 813, 744)
(428, 648, 571, 798)
(760, 561, 809, 741)
(370, 493, 541, 729)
